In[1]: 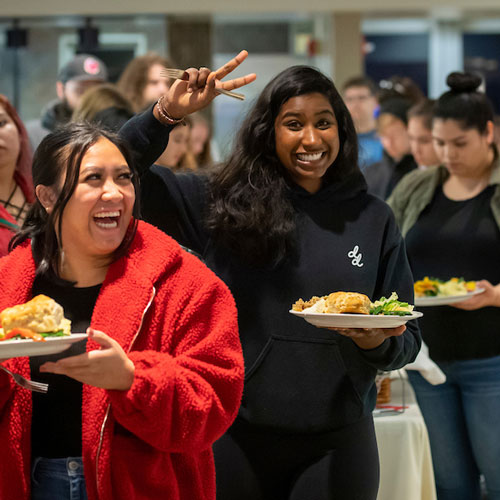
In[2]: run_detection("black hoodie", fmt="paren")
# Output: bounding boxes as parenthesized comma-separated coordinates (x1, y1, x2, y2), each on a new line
(121, 110, 421, 434)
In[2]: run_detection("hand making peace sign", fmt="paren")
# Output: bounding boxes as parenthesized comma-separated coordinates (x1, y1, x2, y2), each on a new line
(159, 50, 257, 119)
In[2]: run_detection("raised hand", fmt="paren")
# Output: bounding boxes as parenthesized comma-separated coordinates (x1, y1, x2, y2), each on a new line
(161, 50, 257, 119)
(39, 327, 135, 390)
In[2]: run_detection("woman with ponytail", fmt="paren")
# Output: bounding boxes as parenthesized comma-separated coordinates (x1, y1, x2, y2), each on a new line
(389, 72, 500, 500)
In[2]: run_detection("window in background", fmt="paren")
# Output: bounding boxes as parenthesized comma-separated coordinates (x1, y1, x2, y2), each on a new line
(363, 33, 429, 97)
(463, 33, 500, 114)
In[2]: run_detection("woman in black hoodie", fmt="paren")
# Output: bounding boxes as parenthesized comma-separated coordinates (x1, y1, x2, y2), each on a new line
(120, 55, 421, 500)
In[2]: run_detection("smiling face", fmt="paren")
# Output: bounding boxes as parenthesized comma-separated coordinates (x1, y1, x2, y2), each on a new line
(274, 93, 340, 193)
(0, 103, 21, 171)
(432, 118, 495, 177)
(57, 137, 135, 265)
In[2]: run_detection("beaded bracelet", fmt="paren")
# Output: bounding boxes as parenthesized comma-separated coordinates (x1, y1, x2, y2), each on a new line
(156, 96, 186, 126)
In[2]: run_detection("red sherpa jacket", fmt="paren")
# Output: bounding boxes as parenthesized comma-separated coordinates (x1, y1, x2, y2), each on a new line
(0, 220, 244, 500)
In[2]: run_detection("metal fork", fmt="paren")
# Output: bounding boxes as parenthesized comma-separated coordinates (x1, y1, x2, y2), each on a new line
(0, 365, 48, 393)
(160, 68, 246, 101)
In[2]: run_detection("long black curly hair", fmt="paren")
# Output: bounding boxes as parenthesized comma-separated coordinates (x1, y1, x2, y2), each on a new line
(206, 65, 359, 267)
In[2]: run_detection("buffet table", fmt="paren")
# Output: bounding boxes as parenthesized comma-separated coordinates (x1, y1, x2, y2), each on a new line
(374, 373, 437, 500)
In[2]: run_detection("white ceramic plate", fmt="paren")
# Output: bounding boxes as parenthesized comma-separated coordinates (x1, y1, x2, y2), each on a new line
(415, 287, 485, 307)
(289, 310, 423, 328)
(0, 334, 87, 359)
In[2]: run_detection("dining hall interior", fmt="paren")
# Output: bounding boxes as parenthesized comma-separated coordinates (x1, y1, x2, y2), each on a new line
(1, 0, 500, 499)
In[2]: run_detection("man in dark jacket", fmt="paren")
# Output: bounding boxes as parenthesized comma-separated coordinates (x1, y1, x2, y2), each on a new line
(26, 54, 108, 150)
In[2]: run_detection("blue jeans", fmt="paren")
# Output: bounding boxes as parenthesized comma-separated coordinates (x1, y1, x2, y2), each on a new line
(407, 356, 500, 500)
(31, 457, 87, 500)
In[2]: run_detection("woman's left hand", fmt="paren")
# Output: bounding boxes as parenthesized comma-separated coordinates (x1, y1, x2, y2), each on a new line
(452, 280, 500, 310)
(39, 328, 135, 390)
(330, 325, 406, 350)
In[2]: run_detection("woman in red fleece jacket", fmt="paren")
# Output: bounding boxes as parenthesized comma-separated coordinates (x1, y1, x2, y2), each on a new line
(0, 104, 244, 497)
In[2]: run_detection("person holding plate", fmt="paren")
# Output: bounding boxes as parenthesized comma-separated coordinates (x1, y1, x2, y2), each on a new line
(119, 53, 421, 499)
(388, 72, 500, 500)
(0, 54, 252, 500)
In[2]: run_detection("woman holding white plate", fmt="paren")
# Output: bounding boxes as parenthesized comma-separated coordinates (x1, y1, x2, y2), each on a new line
(0, 54, 251, 500)
(120, 55, 422, 499)
(389, 72, 500, 500)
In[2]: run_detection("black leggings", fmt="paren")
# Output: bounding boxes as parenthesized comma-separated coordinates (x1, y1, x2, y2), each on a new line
(214, 416, 379, 500)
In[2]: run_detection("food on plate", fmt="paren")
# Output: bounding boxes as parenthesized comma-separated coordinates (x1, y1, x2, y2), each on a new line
(414, 277, 476, 298)
(292, 292, 370, 314)
(292, 291, 414, 316)
(0, 295, 71, 342)
(369, 293, 414, 316)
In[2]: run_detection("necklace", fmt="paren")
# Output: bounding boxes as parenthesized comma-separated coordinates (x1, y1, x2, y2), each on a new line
(0, 183, 28, 222)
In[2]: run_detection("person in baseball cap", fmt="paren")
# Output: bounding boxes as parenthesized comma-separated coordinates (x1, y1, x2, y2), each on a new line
(26, 54, 109, 150)
(57, 54, 108, 85)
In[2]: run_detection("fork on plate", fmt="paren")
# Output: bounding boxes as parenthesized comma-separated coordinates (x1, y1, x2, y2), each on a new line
(0, 365, 48, 393)
(160, 68, 246, 101)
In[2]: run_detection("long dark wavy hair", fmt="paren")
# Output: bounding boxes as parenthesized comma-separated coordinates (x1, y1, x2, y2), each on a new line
(206, 65, 359, 267)
(10, 122, 140, 282)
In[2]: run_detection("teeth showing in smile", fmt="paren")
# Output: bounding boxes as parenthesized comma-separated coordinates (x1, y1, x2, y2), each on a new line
(94, 211, 120, 229)
(297, 152, 323, 162)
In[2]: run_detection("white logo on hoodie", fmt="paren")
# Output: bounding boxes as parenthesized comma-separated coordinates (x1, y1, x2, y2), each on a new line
(348, 245, 364, 267)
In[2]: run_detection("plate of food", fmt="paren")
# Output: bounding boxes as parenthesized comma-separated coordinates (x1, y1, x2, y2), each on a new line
(290, 291, 423, 328)
(414, 277, 485, 307)
(0, 295, 86, 358)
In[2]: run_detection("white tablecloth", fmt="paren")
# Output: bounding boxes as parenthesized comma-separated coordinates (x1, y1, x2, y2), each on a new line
(374, 373, 437, 500)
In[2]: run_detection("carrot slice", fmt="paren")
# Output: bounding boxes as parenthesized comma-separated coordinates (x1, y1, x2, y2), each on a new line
(1, 327, 46, 342)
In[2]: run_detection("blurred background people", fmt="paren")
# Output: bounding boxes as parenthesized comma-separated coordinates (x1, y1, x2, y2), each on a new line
(117, 52, 172, 113)
(389, 72, 500, 500)
(407, 98, 440, 170)
(378, 75, 425, 106)
(71, 83, 134, 132)
(342, 76, 383, 171)
(189, 112, 215, 168)
(364, 96, 417, 199)
(0, 95, 34, 256)
(494, 115, 500, 149)
(25, 54, 108, 150)
(155, 116, 197, 171)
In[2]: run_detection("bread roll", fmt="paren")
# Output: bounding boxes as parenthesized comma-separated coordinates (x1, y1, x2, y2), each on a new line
(324, 292, 371, 314)
(0, 295, 68, 334)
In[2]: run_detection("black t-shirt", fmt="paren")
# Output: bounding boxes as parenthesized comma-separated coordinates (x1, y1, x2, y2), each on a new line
(406, 185, 500, 362)
(30, 275, 100, 458)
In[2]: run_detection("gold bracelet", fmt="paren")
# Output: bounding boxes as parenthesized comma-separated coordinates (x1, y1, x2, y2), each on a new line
(156, 96, 185, 126)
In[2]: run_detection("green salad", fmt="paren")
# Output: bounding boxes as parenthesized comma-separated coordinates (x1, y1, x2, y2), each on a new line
(370, 292, 414, 316)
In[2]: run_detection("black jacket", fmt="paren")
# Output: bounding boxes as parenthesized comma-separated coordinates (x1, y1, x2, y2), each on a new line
(121, 109, 421, 434)
(364, 152, 417, 200)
